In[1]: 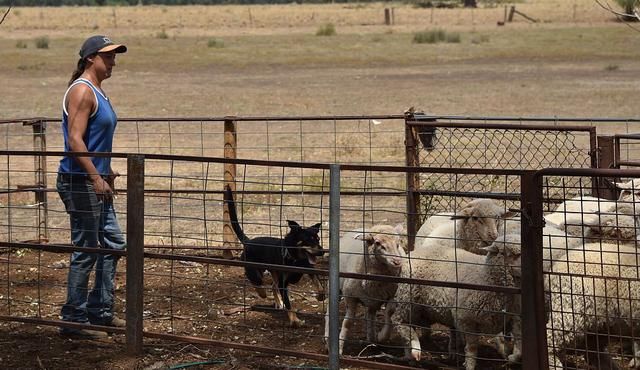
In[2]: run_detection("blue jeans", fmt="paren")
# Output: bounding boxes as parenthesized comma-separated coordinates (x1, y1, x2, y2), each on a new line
(57, 173, 126, 326)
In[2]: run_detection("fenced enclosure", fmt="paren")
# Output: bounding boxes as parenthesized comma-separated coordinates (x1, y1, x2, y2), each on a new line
(1, 114, 640, 369)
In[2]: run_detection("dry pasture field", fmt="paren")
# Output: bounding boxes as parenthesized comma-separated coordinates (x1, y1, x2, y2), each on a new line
(1, 1, 640, 369)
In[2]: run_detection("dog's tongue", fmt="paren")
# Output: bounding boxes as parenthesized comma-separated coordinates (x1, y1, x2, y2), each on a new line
(307, 253, 317, 265)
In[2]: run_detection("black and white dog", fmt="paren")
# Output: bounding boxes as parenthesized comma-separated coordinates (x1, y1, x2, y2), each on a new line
(224, 185, 325, 327)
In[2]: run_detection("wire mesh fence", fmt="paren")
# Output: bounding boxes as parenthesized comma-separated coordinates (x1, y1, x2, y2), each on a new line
(1, 115, 640, 369)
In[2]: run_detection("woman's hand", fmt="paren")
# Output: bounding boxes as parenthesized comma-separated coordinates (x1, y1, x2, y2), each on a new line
(91, 175, 113, 202)
(106, 171, 120, 195)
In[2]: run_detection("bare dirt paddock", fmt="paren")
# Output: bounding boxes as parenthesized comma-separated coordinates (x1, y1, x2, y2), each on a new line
(1, 1, 640, 369)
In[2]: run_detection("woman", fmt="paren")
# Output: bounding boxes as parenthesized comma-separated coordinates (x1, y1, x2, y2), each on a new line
(57, 35, 127, 339)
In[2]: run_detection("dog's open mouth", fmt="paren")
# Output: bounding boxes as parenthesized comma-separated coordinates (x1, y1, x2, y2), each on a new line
(303, 246, 324, 265)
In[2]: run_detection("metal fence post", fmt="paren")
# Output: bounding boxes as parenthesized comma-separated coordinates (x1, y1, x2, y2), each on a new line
(222, 117, 237, 259)
(126, 154, 145, 355)
(404, 116, 420, 251)
(595, 135, 619, 200)
(328, 164, 341, 370)
(520, 171, 548, 370)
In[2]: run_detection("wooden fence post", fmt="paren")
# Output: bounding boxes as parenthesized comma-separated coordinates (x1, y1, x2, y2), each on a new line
(384, 8, 391, 25)
(222, 118, 237, 259)
(126, 154, 145, 355)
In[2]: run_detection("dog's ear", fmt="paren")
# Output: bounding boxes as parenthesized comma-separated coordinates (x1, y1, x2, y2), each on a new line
(287, 220, 301, 231)
(309, 223, 321, 234)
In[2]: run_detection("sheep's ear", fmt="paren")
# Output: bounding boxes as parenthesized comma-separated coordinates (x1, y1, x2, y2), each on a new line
(502, 210, 518, 219)
(482, 244, 500, 254)
(393, 223, 405, 235)
(615, 179, 634, 190)
(354, 233, 375, 245)
(451, 208, 472, 220)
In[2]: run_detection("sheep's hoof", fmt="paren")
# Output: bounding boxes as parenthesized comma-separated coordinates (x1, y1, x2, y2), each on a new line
(411, 349, 422, 361)
(507, 353, 521, 364)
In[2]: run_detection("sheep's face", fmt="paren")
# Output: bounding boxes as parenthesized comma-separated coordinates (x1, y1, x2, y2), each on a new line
(452, 199, 517, 249)
(357, 233, 406, 271)
(616, 178, 640, 201)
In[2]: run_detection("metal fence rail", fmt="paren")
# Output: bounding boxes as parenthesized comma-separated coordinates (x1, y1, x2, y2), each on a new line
(1, 149, 640, 369)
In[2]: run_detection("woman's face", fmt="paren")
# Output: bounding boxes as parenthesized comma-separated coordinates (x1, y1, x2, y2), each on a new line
(89, 51, 117, 80)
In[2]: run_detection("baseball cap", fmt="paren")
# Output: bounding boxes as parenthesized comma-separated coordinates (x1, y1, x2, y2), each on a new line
(79, 35, 127, 59)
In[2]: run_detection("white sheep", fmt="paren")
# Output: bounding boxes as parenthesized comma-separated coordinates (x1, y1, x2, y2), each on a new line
(323, 224, 406, 355)
(544, 195, 617, 232)
(419, 199, 516, 255)
(546, 242, 640, 369)
(453, 233, 523, 370)
(392, 234, 522, 368)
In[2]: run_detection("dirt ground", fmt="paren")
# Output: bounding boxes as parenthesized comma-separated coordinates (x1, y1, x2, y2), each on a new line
(2, 1, 640, 369)
(2, 248, 528, 370)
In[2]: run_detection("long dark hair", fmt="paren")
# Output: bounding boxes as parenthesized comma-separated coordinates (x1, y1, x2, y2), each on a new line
(68, 58, 87, 86)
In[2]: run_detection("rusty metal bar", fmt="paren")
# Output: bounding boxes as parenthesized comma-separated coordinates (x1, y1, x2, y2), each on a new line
(0, 241, 127, 256)
(407, 120, 597, 132)
(142, 331, 437, 370)
(126, 154, 145, 355)
(27, 119, 48, 241)
(404, 115, 424, 251)
(222, 117, 237, 260)
(6, 114, 640, 124)
(0, 150, 530, 176)
(595, 135, 619, 199)
(520, 171, 548, 370)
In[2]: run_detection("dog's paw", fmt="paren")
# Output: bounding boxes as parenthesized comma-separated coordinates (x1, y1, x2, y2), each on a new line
(290, 319, 305, 328)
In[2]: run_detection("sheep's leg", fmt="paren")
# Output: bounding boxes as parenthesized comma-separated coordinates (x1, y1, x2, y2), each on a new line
(365, 306, 378, 343)
(629, 341, 640, 369)
(323, 303, 330, 350)
(448, 328, 464, 361)
(491, 333, 512, 358)
(506, 319, 522, 364)
(462, 332, 479, 370)
(377, 301, 396, 343)
(339, 298, 358, 355)
(547, 324, 567, 369)
(396, 321, 421, 361)
(584, 334, 619, 370)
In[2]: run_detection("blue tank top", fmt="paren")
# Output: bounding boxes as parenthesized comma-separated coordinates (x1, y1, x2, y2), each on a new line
(58, 78, 117, 177)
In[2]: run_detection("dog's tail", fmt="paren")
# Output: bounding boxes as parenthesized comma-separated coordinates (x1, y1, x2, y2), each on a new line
(223, 185, 249, 244)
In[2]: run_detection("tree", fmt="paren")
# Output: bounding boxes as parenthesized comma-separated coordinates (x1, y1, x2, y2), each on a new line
(463, 0, 477, 7)
(596, 0, 640, 22)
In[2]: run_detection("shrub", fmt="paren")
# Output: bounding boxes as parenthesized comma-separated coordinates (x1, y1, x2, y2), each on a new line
(34, 36, 49, 49)
(446, 32, 461, 43)
(471, 34, 490, 44)
(207, 38, 224, 48)
(413, 29, 445, 44)
(605, 64, 620, 71)
(15, 40, 27, 49)
(614, 0, 639, 20)
(156, 29, 169, 39)
(316, 23, 336, 37)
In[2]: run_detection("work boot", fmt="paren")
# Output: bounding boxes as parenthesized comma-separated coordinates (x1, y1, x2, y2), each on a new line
(60, 327, 108, 340)
(106, 316, 126, 327)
